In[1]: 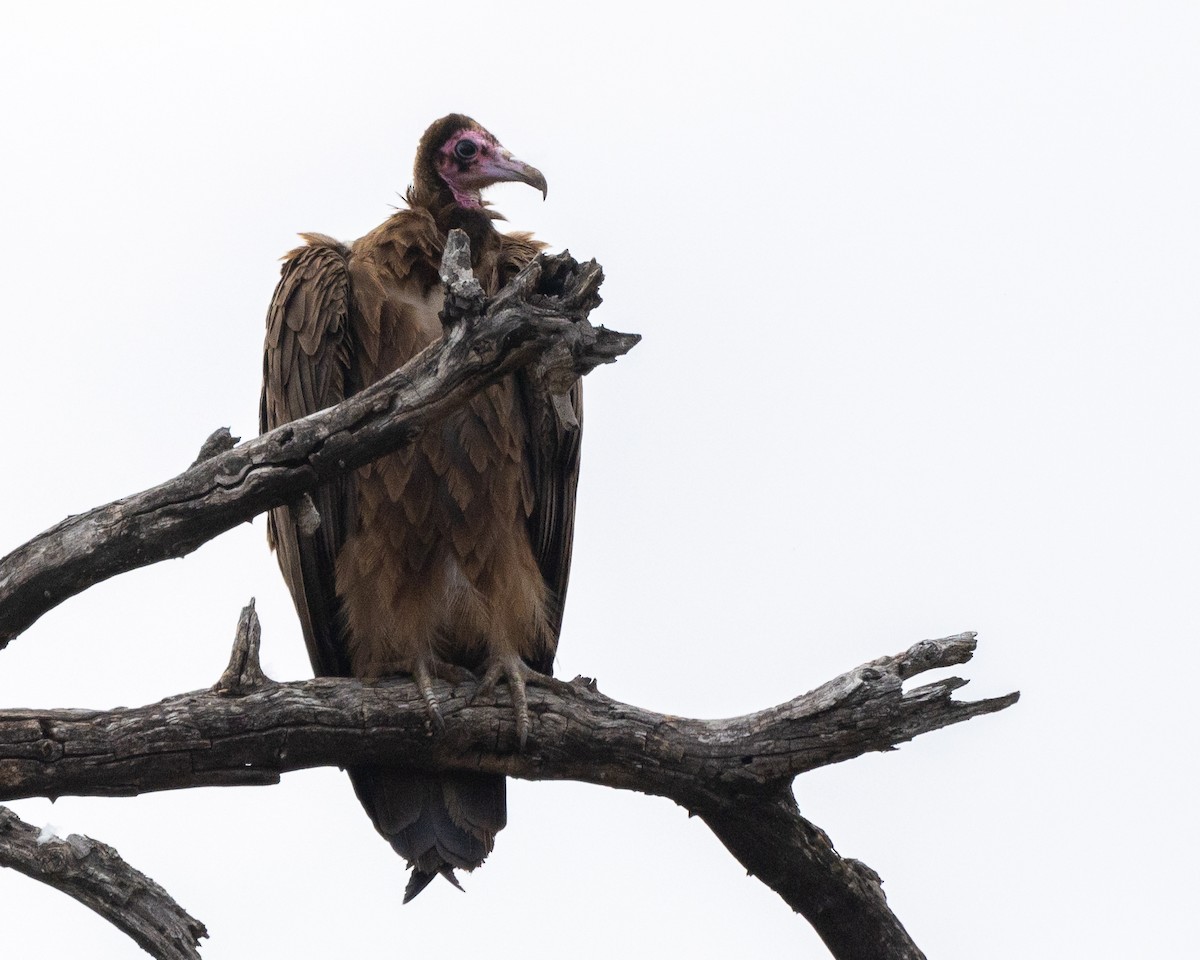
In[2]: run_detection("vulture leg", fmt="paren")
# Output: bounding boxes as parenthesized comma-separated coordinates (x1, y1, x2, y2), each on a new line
(471, 653, 573, 750)
(366, 654, 474, 730)
(413, 658, 446, 730)
(407, 655, 475, 730)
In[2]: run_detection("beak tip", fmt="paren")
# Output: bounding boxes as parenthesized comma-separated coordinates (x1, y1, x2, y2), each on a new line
(529, 170, 548, 201)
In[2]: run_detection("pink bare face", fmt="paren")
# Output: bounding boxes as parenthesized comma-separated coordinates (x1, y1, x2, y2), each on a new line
(435, 128, 548, 209)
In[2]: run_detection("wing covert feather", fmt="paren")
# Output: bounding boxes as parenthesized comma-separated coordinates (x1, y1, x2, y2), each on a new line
(260, 234, 358, 677)
(496, 231, 583, 672)
(519, 376, 583, 672)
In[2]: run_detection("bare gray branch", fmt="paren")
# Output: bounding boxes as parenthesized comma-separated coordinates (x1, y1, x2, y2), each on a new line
(0, 607, 1016, 960)
(0, 235, 1015, 959)
(213, 600, 273, 696)
(0, 806, 207, 960)
(0, 248, 638, 647)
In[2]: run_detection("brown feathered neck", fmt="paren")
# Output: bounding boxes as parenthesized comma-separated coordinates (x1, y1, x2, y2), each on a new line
(415, 195, 504, 258)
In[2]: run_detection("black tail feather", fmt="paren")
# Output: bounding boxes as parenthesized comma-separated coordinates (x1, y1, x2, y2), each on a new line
(403, 868, 438, 903)
(349, 767, 506, 902)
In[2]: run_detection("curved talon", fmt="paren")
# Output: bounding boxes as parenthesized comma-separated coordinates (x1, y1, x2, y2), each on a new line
(471, 655, 566, 750)
(410, 655, 474, 732)
(413, 659, 445, 732)
(473, 656, 530, 748)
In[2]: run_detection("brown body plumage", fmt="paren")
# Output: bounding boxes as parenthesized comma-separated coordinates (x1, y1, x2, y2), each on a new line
(260, 116, 580, 900)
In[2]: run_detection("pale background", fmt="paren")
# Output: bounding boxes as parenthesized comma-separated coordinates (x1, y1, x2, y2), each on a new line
(0, 2, 1196, 957)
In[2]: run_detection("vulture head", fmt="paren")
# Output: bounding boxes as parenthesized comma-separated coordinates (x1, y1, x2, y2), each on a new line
(410, 114, 547, 213)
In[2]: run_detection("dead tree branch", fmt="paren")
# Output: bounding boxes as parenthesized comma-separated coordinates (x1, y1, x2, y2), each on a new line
(0, 602, 1017, 959)
(0, 806, 207, 960)
(0, 234, 1018, 959)
(0, 236, 638, 647)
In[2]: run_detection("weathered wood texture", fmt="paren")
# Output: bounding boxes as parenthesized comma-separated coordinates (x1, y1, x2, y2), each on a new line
(0, 602, 1016, 960)
(0, 806, 207, 960)
(0, 235, 1019, 959)
(0, 239, 637, 647)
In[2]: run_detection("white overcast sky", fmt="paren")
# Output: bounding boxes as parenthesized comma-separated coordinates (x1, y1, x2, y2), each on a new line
(1, 2, 1197, 957)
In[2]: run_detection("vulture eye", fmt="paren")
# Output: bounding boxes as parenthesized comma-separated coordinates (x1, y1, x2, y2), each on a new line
(454, 139, 479, 161)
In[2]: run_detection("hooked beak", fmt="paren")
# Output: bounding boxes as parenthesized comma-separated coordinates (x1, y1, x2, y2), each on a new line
(473, 150, 548, 199)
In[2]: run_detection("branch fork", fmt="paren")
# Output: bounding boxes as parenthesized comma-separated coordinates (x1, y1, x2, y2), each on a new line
(0, 599, 1016, 960)
(0, 235, 639, 647)
(0, 236, 1015, 960)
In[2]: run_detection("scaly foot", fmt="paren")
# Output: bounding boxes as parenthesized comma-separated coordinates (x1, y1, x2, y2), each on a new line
(365, 656, 473, 732)
(470, 653, 571, 749)
(413, 656, 476, 731)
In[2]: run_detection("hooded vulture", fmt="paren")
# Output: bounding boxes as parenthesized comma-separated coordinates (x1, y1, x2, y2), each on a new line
(260, 115, 581, 901)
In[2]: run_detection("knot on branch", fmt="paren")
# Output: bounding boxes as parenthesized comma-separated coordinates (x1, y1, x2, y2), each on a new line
(214, 600, 273, 696)
(289, 493, 322, 538)
(895, 631, 979, 680)
(492, 247, 605, 327)
(190, 427, 240, 468)
(534, 343, 581, 431)
(845, 857, 885, 891)
(438, 229, 487, 329)
(435, 232, 639, 430)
